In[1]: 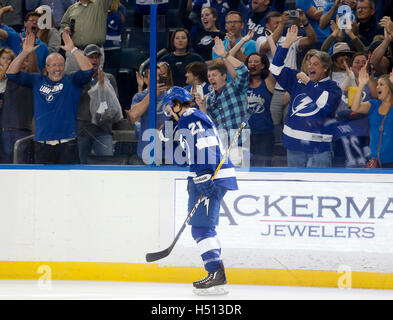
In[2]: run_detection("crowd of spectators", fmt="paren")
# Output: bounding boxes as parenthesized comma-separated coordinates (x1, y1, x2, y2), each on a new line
(0, 0, 392, 168)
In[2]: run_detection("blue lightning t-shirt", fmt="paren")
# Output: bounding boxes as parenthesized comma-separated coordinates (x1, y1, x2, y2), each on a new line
(7, 69, 94, 141)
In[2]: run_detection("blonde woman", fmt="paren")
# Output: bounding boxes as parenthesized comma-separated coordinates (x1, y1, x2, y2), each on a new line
(351, 66, 393, 167)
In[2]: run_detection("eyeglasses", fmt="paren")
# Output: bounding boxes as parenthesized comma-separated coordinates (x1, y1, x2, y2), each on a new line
(47, 63, 64, 68)
(27, 19, 39, 23)
(225, 20, 242, 25)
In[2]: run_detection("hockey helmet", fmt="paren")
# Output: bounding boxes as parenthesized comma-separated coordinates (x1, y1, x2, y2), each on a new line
(162, 86, 191, 117)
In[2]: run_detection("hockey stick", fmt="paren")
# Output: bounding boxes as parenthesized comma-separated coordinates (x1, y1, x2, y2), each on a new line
(145, 111, 252, 263)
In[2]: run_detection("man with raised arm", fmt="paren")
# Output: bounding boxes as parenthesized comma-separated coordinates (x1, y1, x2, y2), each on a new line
(6, 32, 93, 164)
(269, 25, 341, 168)
(203, 35, 250, 165)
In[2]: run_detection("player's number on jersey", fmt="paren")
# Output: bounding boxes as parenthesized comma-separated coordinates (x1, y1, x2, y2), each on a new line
(188, 121, 205, 136)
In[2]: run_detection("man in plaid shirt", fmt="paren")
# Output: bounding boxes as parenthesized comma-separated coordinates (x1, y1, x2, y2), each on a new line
(200, 36, 249, 164)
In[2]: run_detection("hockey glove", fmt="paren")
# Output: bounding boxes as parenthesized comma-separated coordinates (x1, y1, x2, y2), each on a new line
(192, 172, 217, 198)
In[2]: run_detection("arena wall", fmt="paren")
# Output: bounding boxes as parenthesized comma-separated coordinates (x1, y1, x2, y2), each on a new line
(1, 165, 393, 289)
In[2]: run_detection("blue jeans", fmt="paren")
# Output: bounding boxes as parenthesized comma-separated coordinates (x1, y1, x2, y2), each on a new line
(287, 149, 333, 168)
(0, 129, 32, 164)
(77, 134, 113, 164)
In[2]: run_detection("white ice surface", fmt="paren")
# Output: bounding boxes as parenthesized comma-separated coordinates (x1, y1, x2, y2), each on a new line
(0, 280, 392, 300)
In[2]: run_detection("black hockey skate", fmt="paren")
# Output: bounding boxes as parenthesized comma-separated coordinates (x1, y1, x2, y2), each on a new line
(193, 263, 228, 296)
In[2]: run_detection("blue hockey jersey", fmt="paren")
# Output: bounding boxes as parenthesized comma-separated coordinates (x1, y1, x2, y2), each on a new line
(162, 108, 238, 190)
(270, 46, 342, 153)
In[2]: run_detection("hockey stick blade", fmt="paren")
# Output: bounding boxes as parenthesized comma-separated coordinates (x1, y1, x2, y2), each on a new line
(145, 247, 172, 262)
(145, 199, 200, 262)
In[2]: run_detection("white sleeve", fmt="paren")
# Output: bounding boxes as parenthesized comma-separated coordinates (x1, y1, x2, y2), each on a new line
(255, 36, 267, 52)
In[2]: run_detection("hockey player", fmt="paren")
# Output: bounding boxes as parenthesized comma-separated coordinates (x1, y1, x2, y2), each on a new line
(161, 86, 238, 295)
(269, 25, 342, 168)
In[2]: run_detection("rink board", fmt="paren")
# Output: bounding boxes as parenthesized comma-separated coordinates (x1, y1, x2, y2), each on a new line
(0, 165, 393, 289)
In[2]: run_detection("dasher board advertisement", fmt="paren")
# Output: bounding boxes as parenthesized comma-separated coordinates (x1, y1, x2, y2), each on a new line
(174, 177, 393, 253)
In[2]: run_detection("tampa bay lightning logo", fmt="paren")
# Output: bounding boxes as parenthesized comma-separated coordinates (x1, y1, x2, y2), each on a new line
(290, 93, 321, 117)
(314, 0, 328, 9)
(39, 83, 64, 103)
(247, 91, 265, 114)
(198, 35, 214, 46)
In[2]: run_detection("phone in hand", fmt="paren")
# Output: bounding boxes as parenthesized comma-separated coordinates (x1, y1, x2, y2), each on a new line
(158, 75, 168, 84)
(196, 85, 204, 100)
(288, 10, 299, 18)
(70, 18, 75, 36)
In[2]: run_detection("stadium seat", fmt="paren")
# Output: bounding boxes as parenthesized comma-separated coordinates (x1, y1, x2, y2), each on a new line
(168, 0, 181, 9)
(166, 8, 181, 29)
(121, 0, 134, 10)
(119, 47, 148, 70)
(129, 25, 168, 51)
(13, 135, 34, 164)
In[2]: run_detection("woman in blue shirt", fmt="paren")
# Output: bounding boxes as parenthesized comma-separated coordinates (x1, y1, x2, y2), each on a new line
(245, 52, 276, 167)
(351, 69, 393, 168)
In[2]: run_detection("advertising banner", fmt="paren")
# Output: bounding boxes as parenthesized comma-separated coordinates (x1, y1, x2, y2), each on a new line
(175, 177, 393, 253)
